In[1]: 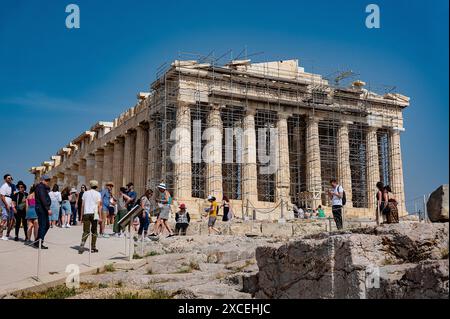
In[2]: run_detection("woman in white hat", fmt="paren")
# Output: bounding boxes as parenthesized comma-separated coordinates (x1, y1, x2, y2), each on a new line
(149, 183, 174, 238)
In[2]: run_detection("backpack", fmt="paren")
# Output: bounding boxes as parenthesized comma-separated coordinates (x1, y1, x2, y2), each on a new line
(339, 185, 347, 206)
(135, 195, 143, 208)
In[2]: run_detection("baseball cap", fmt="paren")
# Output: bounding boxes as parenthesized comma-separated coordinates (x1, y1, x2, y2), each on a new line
(40, 175, 51, 181)
(179, 203, 186, 209)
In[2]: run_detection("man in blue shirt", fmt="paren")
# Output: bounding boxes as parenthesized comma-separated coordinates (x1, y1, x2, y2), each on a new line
(100, 182, 114, 238)
(126, 182, 137, 212)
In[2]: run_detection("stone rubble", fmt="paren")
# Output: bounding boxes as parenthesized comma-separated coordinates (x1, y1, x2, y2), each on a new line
(245, 222, 449, 299)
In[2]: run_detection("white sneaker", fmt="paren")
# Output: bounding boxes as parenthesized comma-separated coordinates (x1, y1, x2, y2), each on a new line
(1, 236, 9, 241)
(66, 224, 71, 228)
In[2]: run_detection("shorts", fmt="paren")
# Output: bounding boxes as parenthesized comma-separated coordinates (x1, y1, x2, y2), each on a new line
(108, 206, 115, 215)
(1, 208, 9, 221)
(50, 203, 60, 221)
(159, 206, 170, 220)
(208, 216, 217, 227)
(26, 206, 38, 220)
(61, 200, 72, 216)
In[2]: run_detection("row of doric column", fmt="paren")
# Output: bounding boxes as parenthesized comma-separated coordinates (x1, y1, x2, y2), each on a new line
(53, 102, 405, 214)
(168, 103, 405, 213)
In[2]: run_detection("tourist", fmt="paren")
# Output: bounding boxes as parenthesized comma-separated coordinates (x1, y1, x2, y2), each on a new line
(11, 181, 28, 241)
(48, 184, 61, 228)
(79, 180, 102, 254)
(138, 189, 154, 239)
(221, 195, 232, 222)
(175, 203, 190, 236)
(126, 182, 137, 211)
(317, 205, 326, 218)
(34, 175, 52, 249)
(77, 184, 86, 223)
(0, 174, 14, 240)
(60, 187, 72, 228)
(113, 187, 132, 237)
(100, 182, 114, 238)
(304, 208, 311, 219)
(376, 181, 387, 224)
(149, 183, 174, 238)
(328, 179, 344, 230)
(108, 192, 117, 225)
(293, 203, 305, 219)
(69, 188, 78, 225)
(25, 184, 39, 244)
(384, 185, 399, 224)
(206, 195, 221, 235)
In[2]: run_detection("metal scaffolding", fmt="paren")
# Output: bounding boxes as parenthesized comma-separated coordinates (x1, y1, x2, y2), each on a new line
(144, 51, 406, 216)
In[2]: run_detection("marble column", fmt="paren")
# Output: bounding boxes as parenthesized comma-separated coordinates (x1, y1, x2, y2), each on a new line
(204, 105, 223, 198)
(70, 165, 79, 188)
(275, 113, 291, 205)
(57, 173, 65, 188)
(147, 117, 160, 190)
(337, 122, 353, 207)
(134, 124, 149, 196)
(366, 126, 380, 210)
(242, 109, 258, 206)
(85, 154, 95, 184)
(94, 149, 104, 187)
(123, 130, 136, 185)
(113, 137, 125, 194)
(102, 143, 114, 188)
(306, 117, 322, 208)
(389, 128, 406, 215)
(78, 159, 86, 189)
(173, 103, 192, 200)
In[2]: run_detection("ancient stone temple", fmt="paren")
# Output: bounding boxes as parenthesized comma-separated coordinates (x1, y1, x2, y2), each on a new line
(30, 58, 409, 220)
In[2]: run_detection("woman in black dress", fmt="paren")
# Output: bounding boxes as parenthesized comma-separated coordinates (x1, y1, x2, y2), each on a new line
(221, 195, 231, 222)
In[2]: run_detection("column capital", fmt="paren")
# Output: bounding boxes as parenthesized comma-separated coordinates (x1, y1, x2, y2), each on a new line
(177, 100, 191, 108)
(367, 126, 379, 133)
(137, 121, 149, 130)
(278, 113, 290, 120)
(339, 120, 353, 127)
(94, 148, 104, 155)
(244, 107, 256, 116)
(114, 136, 125, 143)
(390, 126, 406, 133)
(209, 103, 223, 112)
(307, 116, 321, 124)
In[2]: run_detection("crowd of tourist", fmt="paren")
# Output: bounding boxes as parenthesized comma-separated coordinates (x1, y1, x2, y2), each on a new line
(0, 172, 398, 252)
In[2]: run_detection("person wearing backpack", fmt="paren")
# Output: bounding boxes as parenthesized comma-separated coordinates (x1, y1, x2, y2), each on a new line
(328, 179, 345, 230)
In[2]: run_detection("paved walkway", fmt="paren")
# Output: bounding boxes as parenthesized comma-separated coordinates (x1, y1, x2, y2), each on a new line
(0, 224, 133, 296)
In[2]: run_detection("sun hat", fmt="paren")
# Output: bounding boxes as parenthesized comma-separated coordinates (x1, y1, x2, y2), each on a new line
(89, 180, 99, 187)
(157, 183, 167, 190)
(70, 188, 77, 193)
(105, 181, 114, 187)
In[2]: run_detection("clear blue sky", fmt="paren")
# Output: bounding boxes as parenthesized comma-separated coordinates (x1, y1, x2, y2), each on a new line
(0, 0, 448, 208)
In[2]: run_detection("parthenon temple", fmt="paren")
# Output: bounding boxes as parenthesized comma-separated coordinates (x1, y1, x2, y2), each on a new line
(30, 57, 410, 220)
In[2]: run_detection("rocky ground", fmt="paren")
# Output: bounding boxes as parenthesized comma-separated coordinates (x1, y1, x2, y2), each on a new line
(9, 220, 448, 299)
(70, 234, 286, 299)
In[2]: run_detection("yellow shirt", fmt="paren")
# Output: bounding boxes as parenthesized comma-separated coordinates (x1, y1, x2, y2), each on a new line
(209, 201, 218, 217)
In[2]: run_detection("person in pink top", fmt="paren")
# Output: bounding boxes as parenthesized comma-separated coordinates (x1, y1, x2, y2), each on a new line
(25, 185, 39, 244)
